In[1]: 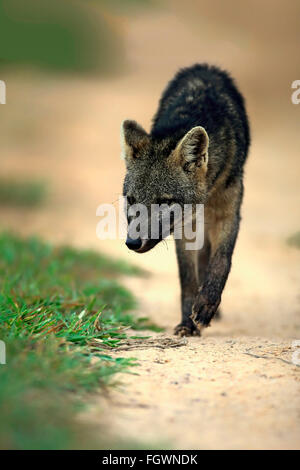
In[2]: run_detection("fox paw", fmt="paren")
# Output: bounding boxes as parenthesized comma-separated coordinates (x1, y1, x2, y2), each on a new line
(174, 323, 201, 337)
(190, 297, 220, 331)
(189, 313, 205, 334)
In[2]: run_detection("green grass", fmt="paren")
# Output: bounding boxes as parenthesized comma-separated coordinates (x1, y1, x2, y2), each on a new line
(287, 231, 300, 249)
(0, 178, 47, 207)
(0, 232, 154, 449)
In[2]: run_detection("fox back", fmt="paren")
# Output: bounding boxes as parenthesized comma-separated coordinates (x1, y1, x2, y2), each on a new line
(152, 64, 250, 189)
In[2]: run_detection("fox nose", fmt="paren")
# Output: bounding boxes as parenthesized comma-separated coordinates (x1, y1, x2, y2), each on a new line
(125, 237, 142, 251)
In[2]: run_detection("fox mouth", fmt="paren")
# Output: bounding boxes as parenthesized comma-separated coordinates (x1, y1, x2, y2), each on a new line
(135, 239, 160, 253)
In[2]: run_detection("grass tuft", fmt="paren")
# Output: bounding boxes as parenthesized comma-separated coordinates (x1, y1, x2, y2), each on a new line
(0, 232, 155, 449)
(287, 231, 300, 249)
(0, 178, 47, 207)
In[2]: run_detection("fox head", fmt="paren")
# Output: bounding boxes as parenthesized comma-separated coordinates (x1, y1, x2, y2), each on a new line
(121, 120, 209, 253)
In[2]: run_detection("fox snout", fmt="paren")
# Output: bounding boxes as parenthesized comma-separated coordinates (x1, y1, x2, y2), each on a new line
(125, 236, 142, 251)
(125, 235, 159, 254)
(125, 203, 178, 253)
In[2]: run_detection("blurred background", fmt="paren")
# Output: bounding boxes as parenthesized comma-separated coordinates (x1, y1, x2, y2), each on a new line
(1, 0, 300, 327)
(0, 0, 300, 449)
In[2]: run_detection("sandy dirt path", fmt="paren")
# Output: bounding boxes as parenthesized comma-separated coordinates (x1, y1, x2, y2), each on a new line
(92, 235, 300, 449)
(1, 3, 300, 449)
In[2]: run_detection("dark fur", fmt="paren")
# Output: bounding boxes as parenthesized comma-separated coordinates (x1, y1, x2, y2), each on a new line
(122, 64, 250, 335)
(152, 64, 250, 188)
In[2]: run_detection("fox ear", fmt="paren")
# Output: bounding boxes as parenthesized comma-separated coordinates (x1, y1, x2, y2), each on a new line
(120, 120, 149, 164)
(175, 126, 209, 172)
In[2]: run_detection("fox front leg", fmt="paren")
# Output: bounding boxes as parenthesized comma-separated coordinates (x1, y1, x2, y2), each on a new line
(191, 184, 242, 331)
(174, 238, 199, 336)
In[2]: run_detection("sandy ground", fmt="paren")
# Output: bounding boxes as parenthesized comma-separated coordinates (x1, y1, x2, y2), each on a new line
(1, 2, 300, 449)
(94, 243, 300, 449)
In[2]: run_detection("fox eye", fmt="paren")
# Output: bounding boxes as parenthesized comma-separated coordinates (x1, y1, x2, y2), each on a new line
(126, 195, 136, 205)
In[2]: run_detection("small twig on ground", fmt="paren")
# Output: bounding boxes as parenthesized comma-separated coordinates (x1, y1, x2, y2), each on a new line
(90, 336, 188, 351)
(243, 349, 300, 368)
